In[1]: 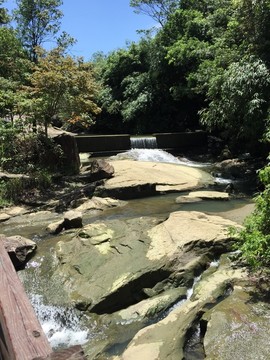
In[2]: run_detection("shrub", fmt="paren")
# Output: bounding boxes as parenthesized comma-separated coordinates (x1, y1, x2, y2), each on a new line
(237, 165, 270, 267)
(1, 131, 64, 174)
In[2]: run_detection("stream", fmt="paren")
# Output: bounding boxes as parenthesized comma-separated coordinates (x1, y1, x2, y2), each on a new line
(1, 149, 256, 355)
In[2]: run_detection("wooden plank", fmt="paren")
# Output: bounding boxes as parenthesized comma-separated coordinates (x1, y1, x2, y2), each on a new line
(0, 237, 52, 360)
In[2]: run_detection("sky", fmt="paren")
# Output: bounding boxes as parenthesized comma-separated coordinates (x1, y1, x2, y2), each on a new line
(4, 0, 155, 60)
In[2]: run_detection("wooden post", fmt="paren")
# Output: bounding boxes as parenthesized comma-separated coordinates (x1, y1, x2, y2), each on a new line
(0, 237, 52, 360)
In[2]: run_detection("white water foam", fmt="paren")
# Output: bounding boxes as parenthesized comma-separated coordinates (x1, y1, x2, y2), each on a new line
(30, 294, 89, 349)
(161, 275, 202, 319)
(111, 148, 211, 167)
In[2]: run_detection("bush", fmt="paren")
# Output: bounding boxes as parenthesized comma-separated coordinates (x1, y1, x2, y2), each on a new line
(1, 131, 64, 174)
(237, 165, 270, 267)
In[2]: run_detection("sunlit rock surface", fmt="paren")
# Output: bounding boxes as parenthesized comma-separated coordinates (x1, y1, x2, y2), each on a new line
(53, 211, 240, 316)
(98, 160, 213, 199)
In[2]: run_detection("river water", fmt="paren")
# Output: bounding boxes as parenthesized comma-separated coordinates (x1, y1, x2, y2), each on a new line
(3, 149, 255, 351)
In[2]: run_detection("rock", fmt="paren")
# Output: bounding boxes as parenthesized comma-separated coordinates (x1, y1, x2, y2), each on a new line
(80, 159, 115, 182)
(53, 184, 97, 212)
(75, 196, 126, 213)
(112, 256, 248, 360)
(146, 211, 240, 261)
(216, 203, 256, 224)
(2, 206, 29, 217)
(46, 220, 65, 235)
(214, 158, 250, 179)
(53, 211, 240, 315)
(176, 190, 229, 203)
(112, 287, 187, 323)
(203, 287, 270, 360)
(63, 210, 83, 229)
(46, 210, 83, 234)
(35, 344, 87, 359)
(98, 160, 213, 199)
(1, 234, 37, 269)
(0, 213, 11, 222)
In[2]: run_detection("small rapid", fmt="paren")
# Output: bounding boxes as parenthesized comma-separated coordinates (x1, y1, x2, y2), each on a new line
(111, 148, 211, 167)
(29, 294, 89, 349)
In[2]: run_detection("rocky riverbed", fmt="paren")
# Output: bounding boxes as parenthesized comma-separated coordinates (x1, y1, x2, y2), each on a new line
(1, 151, 269, 360)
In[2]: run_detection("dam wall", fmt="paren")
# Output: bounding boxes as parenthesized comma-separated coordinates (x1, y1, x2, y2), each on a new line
(75, 131, 207, 155)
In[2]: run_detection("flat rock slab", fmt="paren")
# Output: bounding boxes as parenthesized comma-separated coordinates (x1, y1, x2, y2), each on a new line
(176, 190, 229, 203)
(102, 160, 213, 196)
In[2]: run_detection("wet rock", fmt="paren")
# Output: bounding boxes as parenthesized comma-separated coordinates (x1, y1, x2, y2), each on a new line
(111, 287, 188, 323)
(46, 210, 82, 234)
(52, 211, 240, 316)
(176, 190, 229, 203)
(46, 220, 65, 235)
(203, 287, 270, 359)
(35, 344, 87, 359)
(1, 234, 37, 269)
(111, 256, 247, 360)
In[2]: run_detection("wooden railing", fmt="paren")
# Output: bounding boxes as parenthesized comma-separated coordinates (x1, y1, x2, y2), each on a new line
(0, 238, 86, 360)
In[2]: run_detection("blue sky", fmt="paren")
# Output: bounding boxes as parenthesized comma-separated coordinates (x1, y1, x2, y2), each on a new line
(5, 0, 155, 60)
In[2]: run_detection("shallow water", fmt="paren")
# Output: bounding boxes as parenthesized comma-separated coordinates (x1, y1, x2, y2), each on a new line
(3, 149, 255, 350)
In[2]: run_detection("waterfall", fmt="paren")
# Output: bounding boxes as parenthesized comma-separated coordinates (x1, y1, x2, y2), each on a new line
(130, 136, 157, 149)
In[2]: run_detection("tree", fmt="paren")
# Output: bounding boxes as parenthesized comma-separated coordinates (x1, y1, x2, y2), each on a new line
(0, 27, 30, 80)
(14, 0, 63, 62)
(22, 48, 101, 136)
(200, 57, 270, 152)
(0, 0, 9, 25)
(130, 0, 179, 27)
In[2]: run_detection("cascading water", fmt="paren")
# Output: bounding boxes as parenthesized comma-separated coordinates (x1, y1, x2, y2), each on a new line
(20, 256, 92, 350)
(29, 293, 89, 349)
(130, 136, 157, 149)
(111, 148, 211, 167)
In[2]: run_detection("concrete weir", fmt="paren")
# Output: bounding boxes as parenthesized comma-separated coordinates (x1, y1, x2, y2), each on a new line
(75, 131, 207, 155)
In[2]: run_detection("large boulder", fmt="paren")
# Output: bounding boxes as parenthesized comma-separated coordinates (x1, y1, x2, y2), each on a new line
(52, 211, 241, 314)
(98, 160, 213, 199)
(111, 256, 248, 360)
(80, 159, 114, 182)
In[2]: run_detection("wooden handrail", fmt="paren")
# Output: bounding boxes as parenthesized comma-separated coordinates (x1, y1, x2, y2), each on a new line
(0, 237, 52, 360)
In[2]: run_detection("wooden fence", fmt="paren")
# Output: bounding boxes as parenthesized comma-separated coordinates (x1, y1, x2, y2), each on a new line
(0, 238, 86, 360)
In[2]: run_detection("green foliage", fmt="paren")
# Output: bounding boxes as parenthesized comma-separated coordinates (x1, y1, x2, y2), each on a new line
(21, 48, 101, 135)
(0, 0, 9, 25)
(0, 27, 30, 81)
(0, 129, 64, 174)
(200, 57, 270, 150)
(237, 164, 270, 267)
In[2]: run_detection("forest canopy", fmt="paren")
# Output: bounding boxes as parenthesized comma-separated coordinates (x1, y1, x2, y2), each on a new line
(1, 0, 270, 152)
